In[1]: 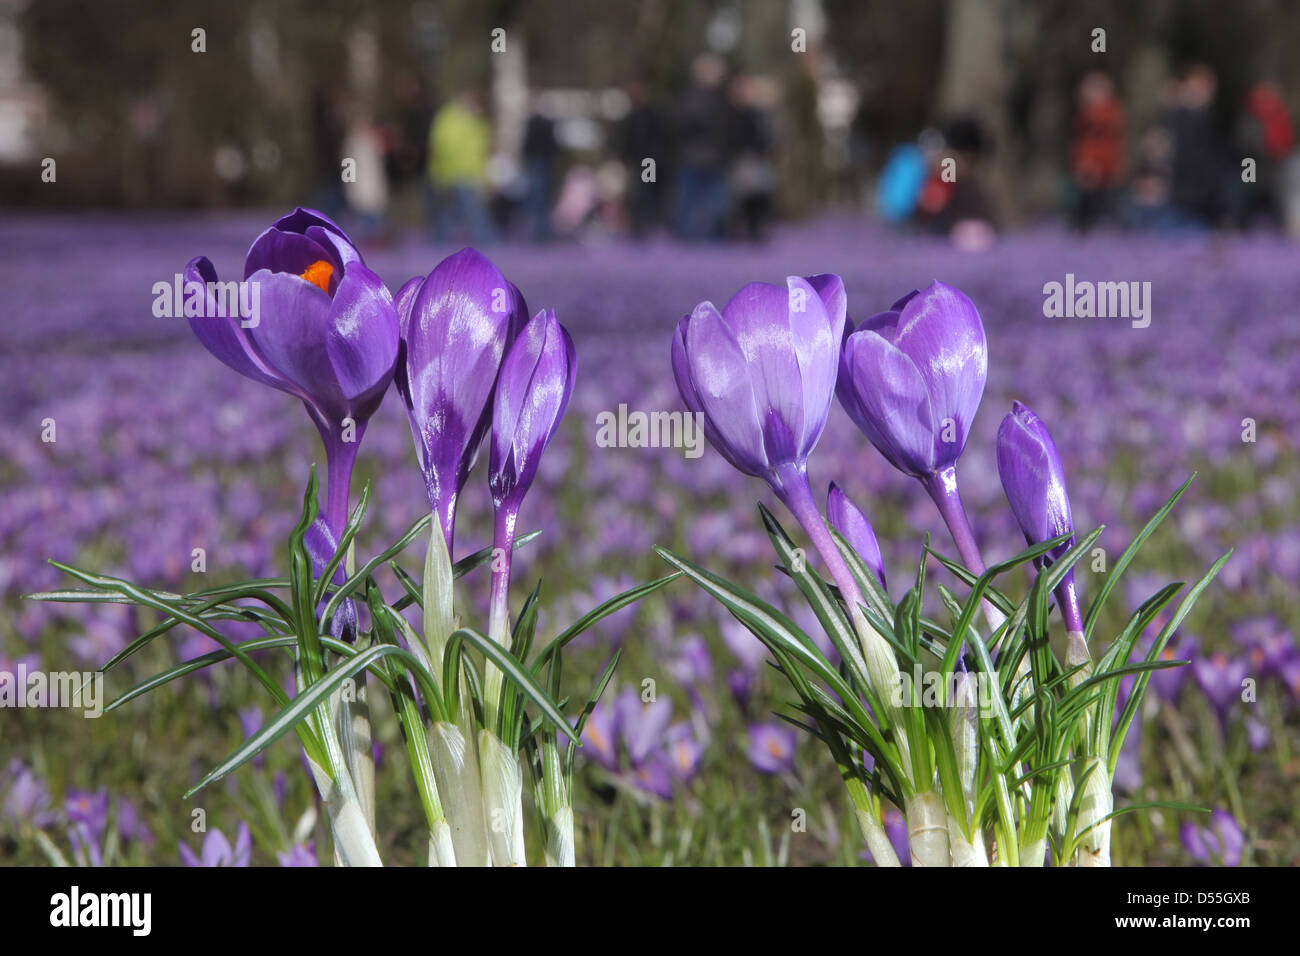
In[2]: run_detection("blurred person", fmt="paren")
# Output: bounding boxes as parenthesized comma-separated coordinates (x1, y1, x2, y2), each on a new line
(876, 140, 928, 224)
(427, 89, 496, 243)
(1234, 80, 1294, 229)
(915, 116, 996, 248)
(381, 71, 433, 223)
(672, 54, 733, 241)
(340, 105, 390, 243)
(551, 163, 599, 238)
(310, 84, 347, 218)
(520, 93, 559, 242)
(1123, 125, 1176, 230)
(1069, 72, 1125, 231)
(1166, 63, 1226, 228)
(619, 80, 668, 239)
(727, 74, 776, 241)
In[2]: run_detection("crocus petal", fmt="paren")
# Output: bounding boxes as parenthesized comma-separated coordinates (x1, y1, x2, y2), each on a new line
(243, 228, 342, 285)
(305, 225, 361, 268)
(184, 256, 288, 392)
(722, 281, 808, 464)
(827, 482, 886, 588)
(996, 401, 1074, 557)
(685, 300, 768, 477)
(243, 269, 338, 412)
(890, 281, 987, 459)
(673, 314, 749, 474)
(837, 329, 937, 476)
(326, 262, 398, 410)
(402, 248, 520, 511)
(273, 206, 352, 240)
(788, 274, 844, 458)
(489, 309, 575, 507)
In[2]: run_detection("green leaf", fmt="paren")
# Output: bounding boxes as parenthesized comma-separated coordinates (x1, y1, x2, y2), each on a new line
(530, 572, 680, 674)
(445, 626, 579, 745)
(185, 643, 442, 797)
(1084, 474, 1195, 641)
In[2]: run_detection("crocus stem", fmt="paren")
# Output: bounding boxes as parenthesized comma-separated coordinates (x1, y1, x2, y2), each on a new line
(845, 777, 900, 867)
(484, 502, 518, 733)
(904, 789, 951, 866)
(305, 749, 382, 867)
(923, 466, 1007, 634)
(479, 729, 527, 866)
(1021, 836, 1047, 867)
(948, 672, 989, 866)
(540, 738, 575, 867)
(1066, 630, 1112, 866)
(770, 464, 914, 778)
(324, 435, 361, 535)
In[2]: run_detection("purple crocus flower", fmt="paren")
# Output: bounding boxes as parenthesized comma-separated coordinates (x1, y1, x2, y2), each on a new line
(615, 687, 674, 769)
(3, 760, 55, 828)
(179, 822, 252, 867)
(65, 788, 109, 867)
(485, 309, 575, 655)
(1180, 809, 1245, 866)
(1235, 616, 1295, 681)
(672, 275, 876, 630)
(672, 274, 846, 487)
(836, 282, 986, 481)
(996, 401, 1084, 634)
(664, 722, 704, 781)
(836, 283, 997, 622)
(1147, 630, 1198, 705)
(395, 248, 527, 551)
(746, 721, 798, 774)
(115, 797, 153, 846)
(277, 842, 320, 867)
(826, 481, 886, 589)
(578, 697, 620, 772)
(186, 208, 399, 536)
(489, 309, 576, 513)
(1191, 651, 1249, 729)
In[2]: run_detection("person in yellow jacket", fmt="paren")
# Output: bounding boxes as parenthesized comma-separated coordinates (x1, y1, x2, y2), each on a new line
(427, 90, 497, 242)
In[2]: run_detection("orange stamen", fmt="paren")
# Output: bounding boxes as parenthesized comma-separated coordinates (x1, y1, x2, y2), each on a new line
(300, 259, 334, 293)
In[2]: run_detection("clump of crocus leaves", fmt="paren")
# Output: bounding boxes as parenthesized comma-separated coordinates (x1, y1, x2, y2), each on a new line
(665, 277, 1229, 865)
(30, 209, 675, 866)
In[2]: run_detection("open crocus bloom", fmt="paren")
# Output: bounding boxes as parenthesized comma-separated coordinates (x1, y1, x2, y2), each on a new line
(837, 281, 987, 479)
(672, 273, 847, 491)
(185, 208, 399, 458)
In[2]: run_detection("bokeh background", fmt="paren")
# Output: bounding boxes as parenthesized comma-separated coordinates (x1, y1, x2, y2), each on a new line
(1, 0, 1296, 866)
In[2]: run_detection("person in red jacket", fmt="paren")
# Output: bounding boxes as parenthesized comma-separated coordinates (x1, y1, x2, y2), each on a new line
(1070, 72, 1125, 230)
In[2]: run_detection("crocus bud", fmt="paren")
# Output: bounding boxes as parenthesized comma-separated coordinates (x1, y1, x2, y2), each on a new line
(488, 309, 576, 512)
(826, 482, 886, 589)
(672, 274, 847, 495)
(483, 308, 575, 725)
(396, 248, 527, 551)
(836, 281, 987, 480)
(996, 401, 1083, 634)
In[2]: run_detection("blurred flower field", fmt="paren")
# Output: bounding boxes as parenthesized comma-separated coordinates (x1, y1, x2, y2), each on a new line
(1, 214, 1296, 866)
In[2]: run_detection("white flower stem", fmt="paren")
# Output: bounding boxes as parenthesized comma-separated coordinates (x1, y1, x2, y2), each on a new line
(1065, 630, 1112, 867)
(539, 734, 575, 866)
(479, 729, 527, 866)
(305, 753, 382, 867)
(905, 789, 951, 866)
(428, 823, 456, 867)
(947, 672, 988, 866)
(1020, 836, 1047, 867)
(429, 721, 490, 866)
